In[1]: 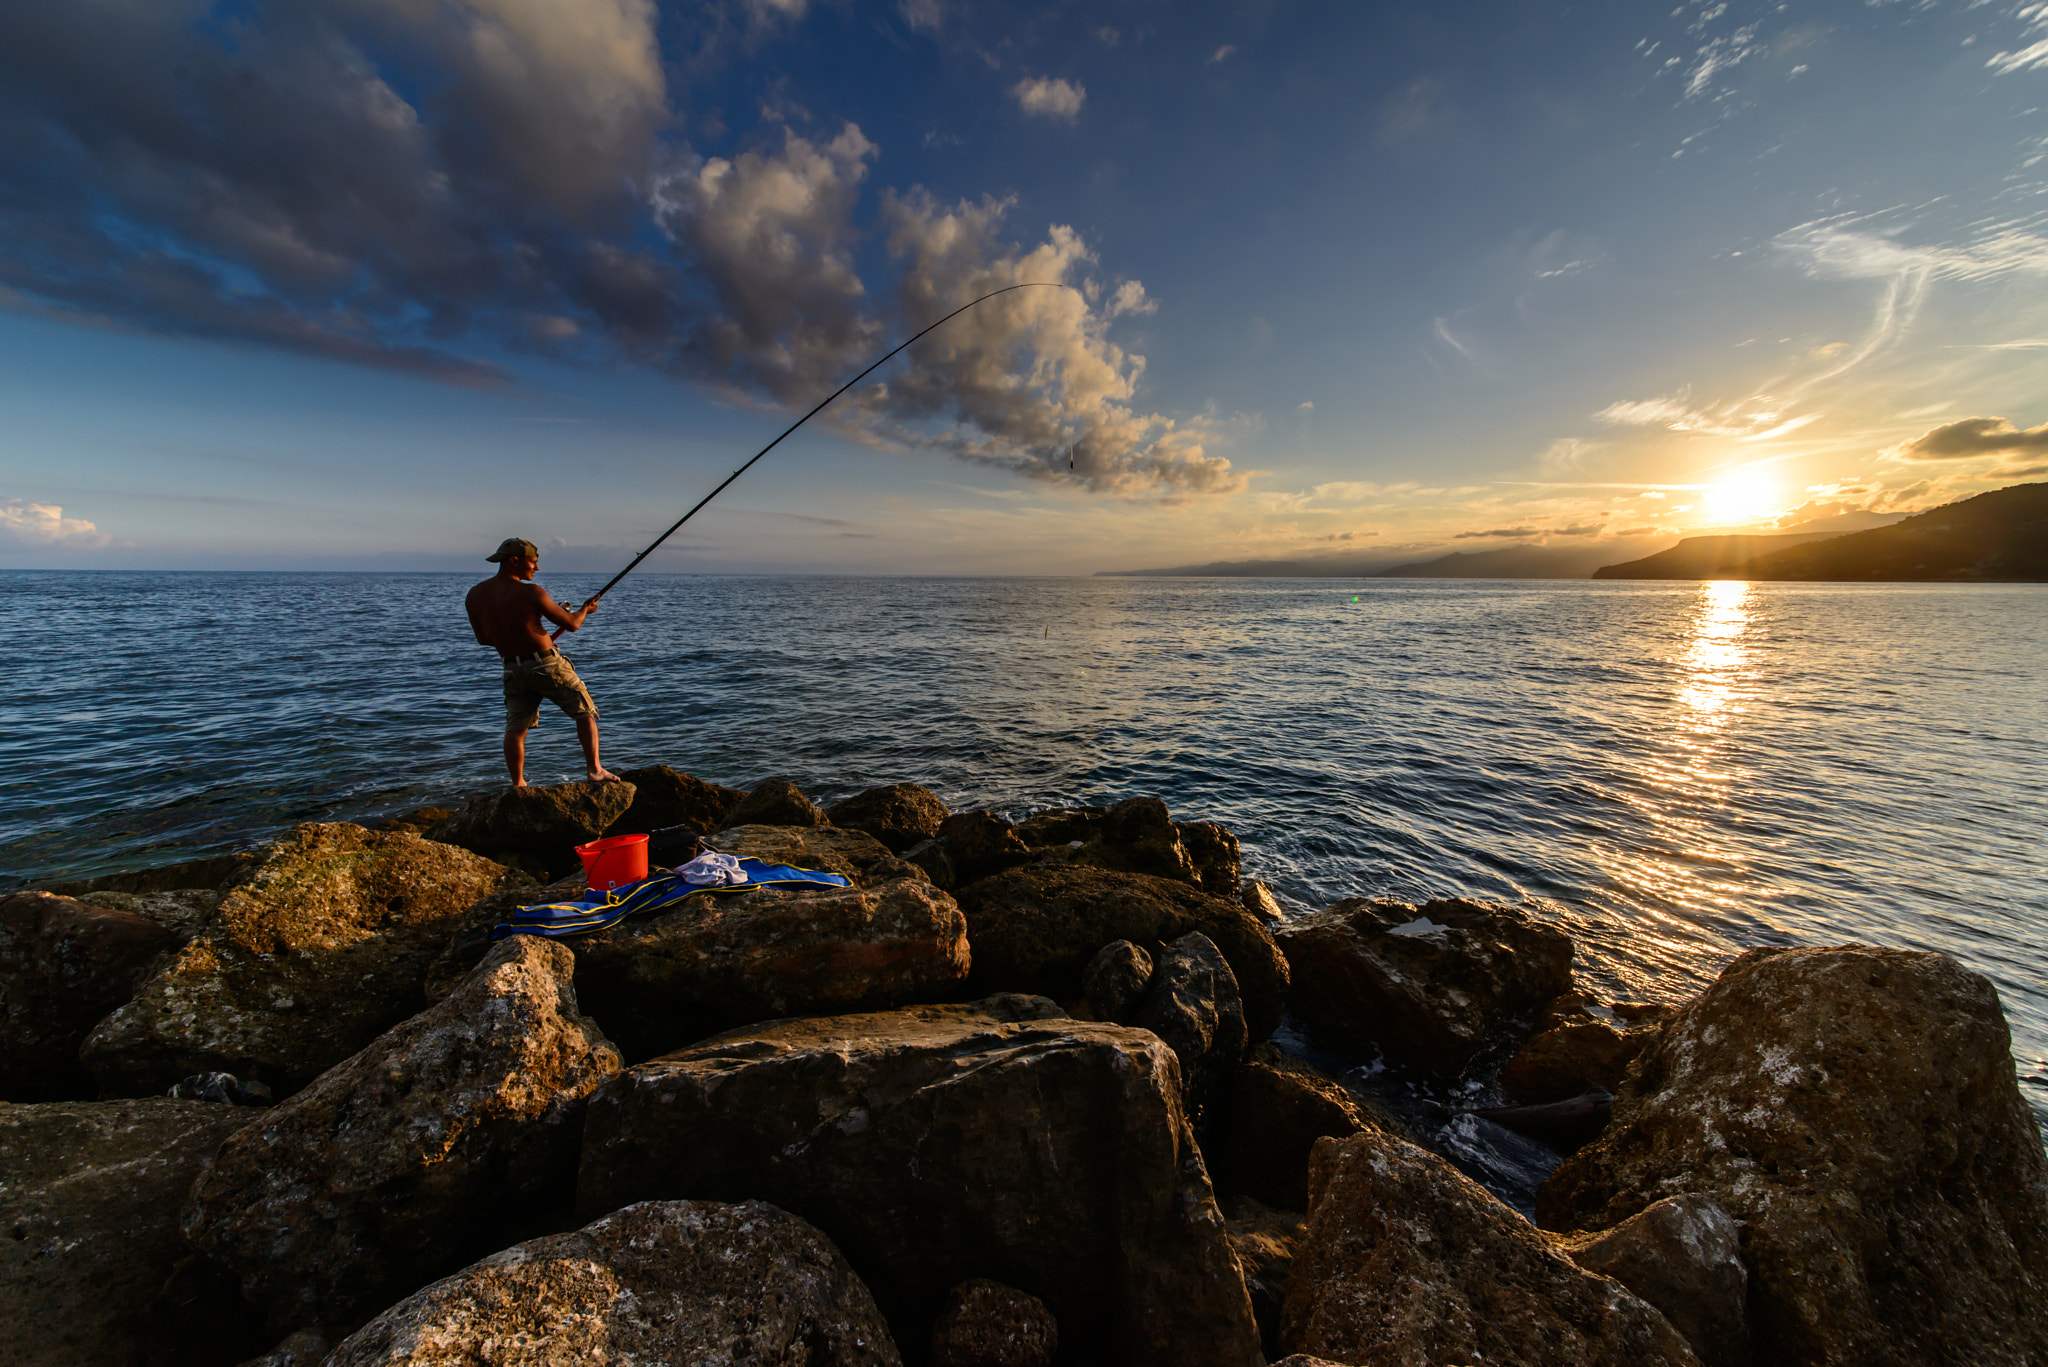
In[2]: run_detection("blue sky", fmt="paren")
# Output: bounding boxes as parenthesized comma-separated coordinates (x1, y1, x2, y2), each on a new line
(2, 0, 2045, 574)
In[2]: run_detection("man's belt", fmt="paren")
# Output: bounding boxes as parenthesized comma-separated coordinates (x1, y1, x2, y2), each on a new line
(504, 649, 556, 664)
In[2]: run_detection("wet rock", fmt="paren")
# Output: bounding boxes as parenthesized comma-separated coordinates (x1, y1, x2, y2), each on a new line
(44, 850, 257, 898)
(711, 823, 929, 889)
(1, 1098, 269, 1367)
(1539, 945, 2048, 1367)
(1470, 1091, 1613, 1154)
(1, 890, 178, 1100)
(1208, 1043, 1394, 1212)
(1081, 939, 1153, 1022)
(73, 887, 222, 942)
(1222, 1194, 1305, 1359)
(938, 811, 1034, 886)
(576, 995, 1263, 1367)
(1240, 880, 1287, 926)
(235, 1330, 329, 1367)
(325, 1199, 899, 1367)
(1136, 931, 1247, 1128)
(1559, 1195, 1748, 1367)
(571, 876, 972, 1061)
(1282, 1129, 1701, 1367)
(728, 778, 828, 828)
(424, 779, 637, 879)
(1073, 797, 1199, 885)
(954, 864, 1290, 1040)
(827, 783, 953, 854)
(369, 808, 453, 837)
(82, 824, 532, 1098)
(1276, 896, 1572, 1075)
(928, 1279, 1058, 1367)
(1502, 991, 1677, 1103)
(1176, 821, 1243, 898)
(604, 764, 744, 840)
(1011, 805, 1104, 848)
(181, 935, 621, 1337)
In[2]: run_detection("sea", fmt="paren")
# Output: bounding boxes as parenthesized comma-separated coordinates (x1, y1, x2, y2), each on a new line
(5, 571, 2044, 1204)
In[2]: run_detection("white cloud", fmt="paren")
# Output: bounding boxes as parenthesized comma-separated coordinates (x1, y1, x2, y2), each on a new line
(0, 498, 109, 548)
(1986, 38, 2048, 74)
(1011, 76, 1085, 121)
(1106, 279, 1156, 318)
(898, 0, 942, 30)
(1211, 45, 1237, 63)
(1297, 400, 1314, 410)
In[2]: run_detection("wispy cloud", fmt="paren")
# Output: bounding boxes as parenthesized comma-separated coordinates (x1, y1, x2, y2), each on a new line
(1986, 39, 2048, 75)
(1210, 45, 1237, 63)
(1011, 76, 1085, 121)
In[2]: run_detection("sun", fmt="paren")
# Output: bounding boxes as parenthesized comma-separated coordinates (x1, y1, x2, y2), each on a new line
(1703, 469, 1782, 522)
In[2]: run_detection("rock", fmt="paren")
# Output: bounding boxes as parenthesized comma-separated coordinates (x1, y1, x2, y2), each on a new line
(1241, 880, 1286, 926)
(0, 1098, 270, 1367)
(1136, 931, 1247, 1128)
(1073, 797, 1199, 884)
(1267, 1358, 1350, 1367)
(44, 850, 257, 898)
(1222, 1194, 1305, 1359)
(1176, 821, 1243, 898)
(1281, 1129, 1702, 1367)
(419, 871, 588, 1004)
(711, 823, 930, 889)
(937, 811, 1034, 886)
(727, 778, 828, 828)
(82, 824, 532, 1098)
(604, 765, 744, 840)
(1208, 1043, 1394, 1212)
(181, 935, 621, 1336)
(1558, 1196, 1748, 1367)
(166, 1071, 274, 1106)
(928, 1279, 1058, 1367)
(570, 876, 972, 1061)
(235, 1330, 330, 1367)
(324, 1199, 899, 1367)
(370, 808, 453, 836)
(827, 783, 954, 854)
(1538, 945, 2048, 1367)
(1, 890, 177, 1100)
(424, 780, 637, 879)
(1276, 896, 1572, 1075)
(73, 887, 222, 942)
(576, 995, 1263, 1367)
(1470, 1092, 1613, 1153)
(902, 835, 956, 889)
(1502, 991, 1677, 1103)
(953, 864, 1290, 1041)
(1011, 806, 1104, 848)
(1081, 939, 1153, 1022)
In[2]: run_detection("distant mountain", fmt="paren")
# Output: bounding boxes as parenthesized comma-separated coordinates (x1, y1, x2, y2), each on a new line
(1376, 538, 1670, 579)
(1590, 533, 1837, 580)
(1097, 550, 1414, 577)
(1595, 483, 2048, 582)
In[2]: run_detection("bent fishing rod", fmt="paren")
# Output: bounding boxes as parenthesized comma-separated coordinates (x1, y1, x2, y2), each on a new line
(554, 281, 1070, 639)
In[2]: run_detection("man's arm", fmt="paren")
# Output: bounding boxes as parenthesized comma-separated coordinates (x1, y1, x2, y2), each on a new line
(464, 585, 493, 646)
(536, 586, 600, 635)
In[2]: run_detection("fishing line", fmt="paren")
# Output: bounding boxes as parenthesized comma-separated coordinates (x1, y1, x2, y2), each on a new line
(556, 281, 1074, 638)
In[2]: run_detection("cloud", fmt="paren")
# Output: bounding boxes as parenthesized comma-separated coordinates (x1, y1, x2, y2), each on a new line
(897, 0, 943, 31)
(1297, 401, 1314, 411)
(1987, 39, 2048, 75)
(0, 498, 109, 548)
(1894, 416, 2048, 461)
(1210, 45, 1237, 63)
(1455, 527, 1538, 539)
(1011, 76, 1085, 121)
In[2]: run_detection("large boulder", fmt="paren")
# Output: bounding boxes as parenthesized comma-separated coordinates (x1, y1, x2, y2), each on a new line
(419, 871, 588, 1004)
(1081, 939, 1153, 1023)
(1208, 1043, 1394, 1212)
(604, 765, 743, 840)
(727, 778, 828, 828)
(953, 864, 1290, 1040)
(575, 996, 1263, 1367)
(935, 811, 1034, 886)
(1276, 896, 1572, 1075)
(44, 850, 257, 899)
(570, 877, 972, 1061)
(826, 783, 953, 854)
(1502, 991, 1678, 1104)
(1282, 1130, 1702, 1367)
(1538, 945, 2048, 1367)
(325, 1199, 899, 1367)
(424, 780, 636, 879)
(1073, 797, 1198, 884)
(1558, 1195, 1748, 1367)
(1, 891, 177, 1100)
(711, 823, 930, 889)
(1135, 931, 1247, 1129)
(1174, 821, 1243, 899)
(181, 935, 621, 1337)
(928, 1278, 1057, 1367)
(1221, 1195, 1305, 1358)
(1, 1098, 269, 1367)
(82, 824, 531, 1098)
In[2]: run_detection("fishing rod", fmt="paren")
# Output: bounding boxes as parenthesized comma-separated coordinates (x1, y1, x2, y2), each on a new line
(554, 280, 1072, 639)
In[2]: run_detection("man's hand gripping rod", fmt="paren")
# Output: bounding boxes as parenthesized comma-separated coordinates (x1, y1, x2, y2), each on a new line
(553, 281, 1069, 639)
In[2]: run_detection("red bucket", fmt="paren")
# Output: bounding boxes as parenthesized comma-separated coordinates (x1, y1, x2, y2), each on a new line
(575, 833, 648, 890)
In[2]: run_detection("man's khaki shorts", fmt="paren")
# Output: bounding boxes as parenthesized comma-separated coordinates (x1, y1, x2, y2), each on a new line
(502, 652, 598, 731)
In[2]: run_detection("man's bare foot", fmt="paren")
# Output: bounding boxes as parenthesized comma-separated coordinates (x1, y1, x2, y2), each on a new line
(511, 778, 528, 787)
(589, 766, 621, 782)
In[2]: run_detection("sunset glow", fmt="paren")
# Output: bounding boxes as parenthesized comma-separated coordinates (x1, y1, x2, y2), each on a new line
(1703, 471, 1785, 525)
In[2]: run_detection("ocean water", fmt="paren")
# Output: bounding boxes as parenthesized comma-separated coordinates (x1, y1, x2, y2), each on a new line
(5, 571, 2044, 1187)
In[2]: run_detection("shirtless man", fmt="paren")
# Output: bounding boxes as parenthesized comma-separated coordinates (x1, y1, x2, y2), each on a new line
(465, 538, 619, 786)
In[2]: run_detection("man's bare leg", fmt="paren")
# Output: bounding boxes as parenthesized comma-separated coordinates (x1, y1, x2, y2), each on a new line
(576, 714, 620, 782)
(504, 725, 529, 787)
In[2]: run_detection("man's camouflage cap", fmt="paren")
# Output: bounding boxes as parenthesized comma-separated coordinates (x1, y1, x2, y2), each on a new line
(486, 537, 539, 563)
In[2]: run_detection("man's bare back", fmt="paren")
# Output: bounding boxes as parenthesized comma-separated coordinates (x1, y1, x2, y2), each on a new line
(467, 539, 617, 784)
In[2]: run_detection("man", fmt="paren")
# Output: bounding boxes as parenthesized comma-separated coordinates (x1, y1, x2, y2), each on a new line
(465, 538, 618, 786)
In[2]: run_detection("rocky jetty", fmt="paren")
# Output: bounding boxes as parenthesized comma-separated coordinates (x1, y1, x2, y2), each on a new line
(6, 774, 2045, 1367)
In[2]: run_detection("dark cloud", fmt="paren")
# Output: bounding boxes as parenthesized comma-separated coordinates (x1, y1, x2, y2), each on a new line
(0, 0, 1233, 501)
(1897, 416, 2048, 460)
(1454, 527, 1538, 539)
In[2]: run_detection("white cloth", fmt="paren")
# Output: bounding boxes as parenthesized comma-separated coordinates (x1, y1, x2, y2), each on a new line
(677, 851, 747, 887)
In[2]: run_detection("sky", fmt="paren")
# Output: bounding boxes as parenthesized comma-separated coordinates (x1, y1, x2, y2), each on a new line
(2, 0, 2046, 575)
